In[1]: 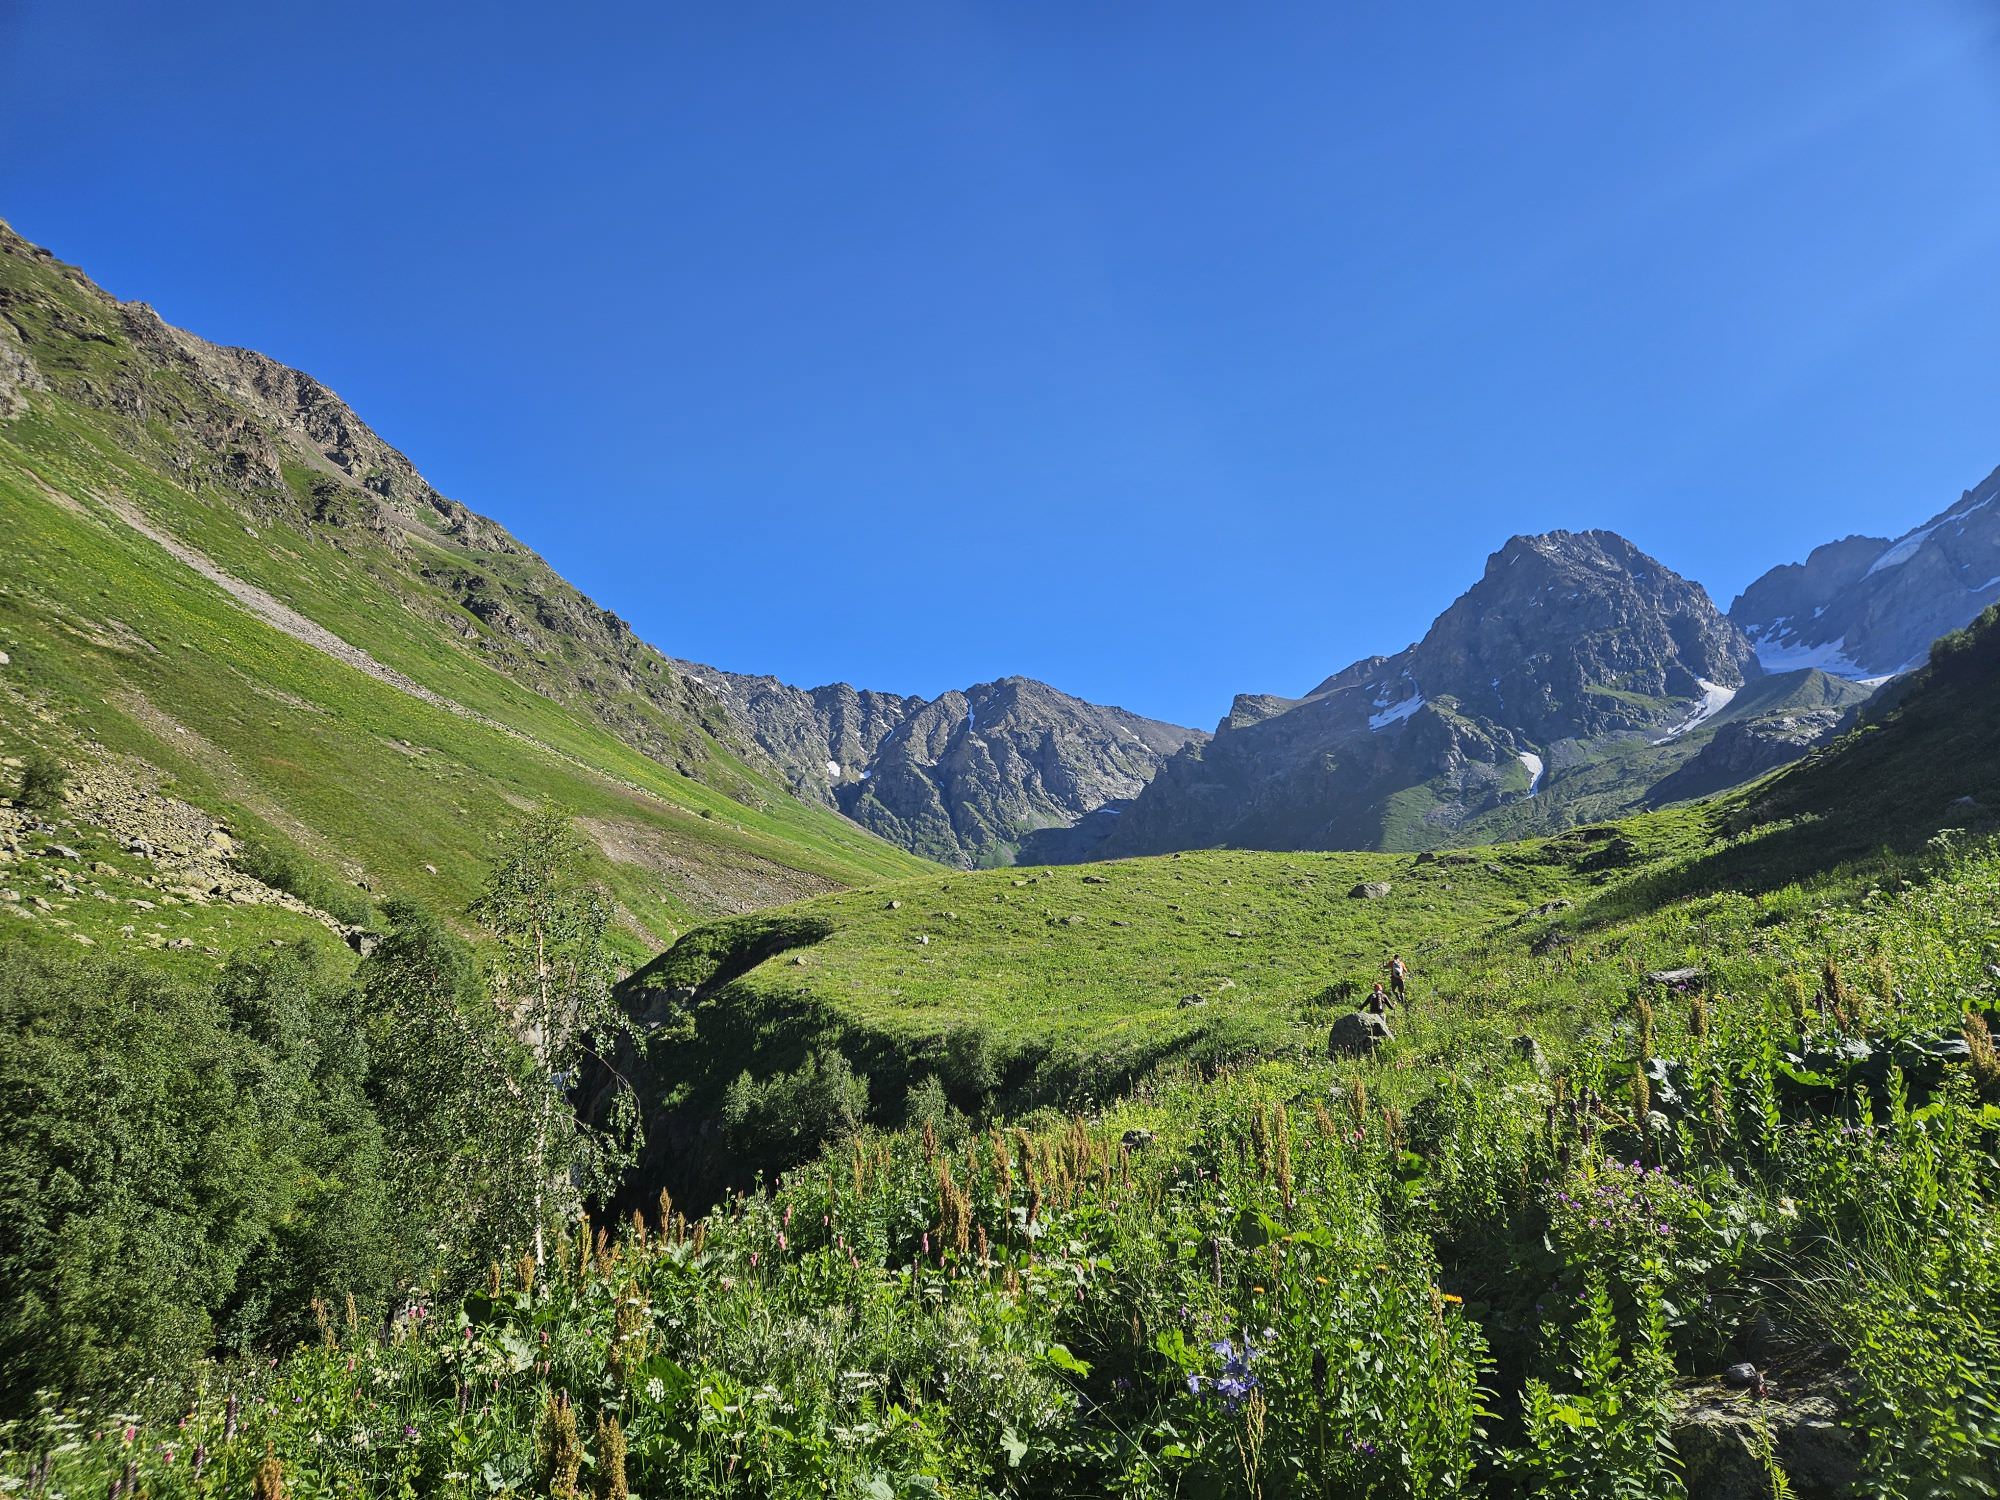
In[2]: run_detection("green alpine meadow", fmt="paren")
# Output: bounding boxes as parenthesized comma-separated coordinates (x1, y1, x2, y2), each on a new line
(7, 10, 2000, 1496)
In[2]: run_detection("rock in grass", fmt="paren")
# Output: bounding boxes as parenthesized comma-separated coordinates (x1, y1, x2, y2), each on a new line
(1511, 1034, 1548, 1074)
(1349, 881, 1392, 900)
(1328, 1010, 1393, 1057)
(1674, 1387, 1858, 1500)
(1644, 966, 1705, 989)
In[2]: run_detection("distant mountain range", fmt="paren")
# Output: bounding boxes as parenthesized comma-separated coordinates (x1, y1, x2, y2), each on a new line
(5, 217, 1993, 877)
(670, 665, 1203, 868)
(1728, 464, 2000, 680)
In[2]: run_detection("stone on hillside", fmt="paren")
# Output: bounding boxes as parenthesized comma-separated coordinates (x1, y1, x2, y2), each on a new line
(43, 845, 81, 860)
(1225, 929, 1245, 938)
(1349, 881, 1392, 900)
(1121, 1128, 1154, 1151)
(1063, 914, 1086, 926)
(1721, 1363, 1759, 1389)
(1178, 993, 1206, 1009)
(1674, 1389, 1858, 1500)
(886, 899, 902, 909)
(1082, 874, 1109, 884)
(1644, 966, 1705, 989)
(1522, 899, 1572, 920)
(1328, 1010, 1393, 1057)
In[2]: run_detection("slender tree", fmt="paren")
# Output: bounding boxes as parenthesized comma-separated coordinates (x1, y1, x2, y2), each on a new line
(469, 808, 633, 1262)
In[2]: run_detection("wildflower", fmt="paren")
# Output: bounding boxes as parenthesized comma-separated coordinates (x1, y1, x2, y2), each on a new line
(777, 1231, 788, 1252)
(122, 1424, 137, 1444)
(403, 1425, 418, 1441)
(1441, 1293, 1463, 1304)
(750, 1251, 759, 1268)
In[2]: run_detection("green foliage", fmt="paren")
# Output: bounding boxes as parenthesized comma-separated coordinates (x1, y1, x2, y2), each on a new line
(12, 749, 65, 814)
(236, 834, 374, 927)
(721, 1049, 871, 1169)
(1515, 1276, 1684, 1498)
(0, 942, 388, 1411)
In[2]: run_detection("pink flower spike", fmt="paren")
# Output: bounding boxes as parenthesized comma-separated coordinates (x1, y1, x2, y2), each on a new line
(750, 1251, 760, 1267)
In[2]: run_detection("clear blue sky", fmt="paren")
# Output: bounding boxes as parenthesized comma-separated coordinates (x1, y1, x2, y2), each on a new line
(6, 3, 1999, 728)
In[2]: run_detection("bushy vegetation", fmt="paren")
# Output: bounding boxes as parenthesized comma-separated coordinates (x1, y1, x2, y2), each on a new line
(237, 834, 375, 927)
(5, 794, 1999, 1495)
(11, 749, 65, 814)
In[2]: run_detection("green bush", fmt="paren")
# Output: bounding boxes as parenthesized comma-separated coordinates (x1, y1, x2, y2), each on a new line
(237, 835, 373, 927)
(12, 750, 64, 814)
(721, 1049, 870, 1169)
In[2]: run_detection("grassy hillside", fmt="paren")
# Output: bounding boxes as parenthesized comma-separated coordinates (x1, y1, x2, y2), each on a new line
(14, 743, 1995, 1495)
(614, 813, 1715, 1202)
(0, 225, 929, 963)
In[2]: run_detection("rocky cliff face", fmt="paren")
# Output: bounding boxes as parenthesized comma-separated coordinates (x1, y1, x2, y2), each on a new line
(681, 667, 1203, 867)
(1730, 465, 2000, 680)
(1098, 531, 1763, 856)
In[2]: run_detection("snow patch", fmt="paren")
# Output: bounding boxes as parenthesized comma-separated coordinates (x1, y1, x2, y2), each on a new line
(1864, 491, 1998, 577)
(1368, 692, 1425, 731)
(1973, 575, 2000, 593)
(1750, 631, 1869, 679)
(1517, 751, 1545, 795)
(1651, 680, 1737, 744)
(824, 760, 842, 780)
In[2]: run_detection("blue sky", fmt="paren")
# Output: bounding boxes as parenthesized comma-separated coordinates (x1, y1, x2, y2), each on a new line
(6, 3, 1999, 728)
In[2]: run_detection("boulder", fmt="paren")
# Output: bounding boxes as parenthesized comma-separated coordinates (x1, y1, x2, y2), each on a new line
(1644, 966, 1705, 990)
(1673, 1389, 1859, 1500)
(1328, 1010, 1393, 1057)
(1349, 881, 1393, 900)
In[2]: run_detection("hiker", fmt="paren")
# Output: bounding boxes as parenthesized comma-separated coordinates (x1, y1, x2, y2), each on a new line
(1388, 954, 1408, 1003)
(1363, 981, 1393, 1015)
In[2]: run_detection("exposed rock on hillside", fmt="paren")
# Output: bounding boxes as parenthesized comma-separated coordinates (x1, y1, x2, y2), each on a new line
(1731, 464, 2000, 680)
(681, 667, 1203, 867)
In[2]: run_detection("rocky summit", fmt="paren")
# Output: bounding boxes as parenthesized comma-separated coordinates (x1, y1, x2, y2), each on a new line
(1730, 462, 2000, 681)
(1093, 530, 1793, 856)
(677, 666, 1203, 867)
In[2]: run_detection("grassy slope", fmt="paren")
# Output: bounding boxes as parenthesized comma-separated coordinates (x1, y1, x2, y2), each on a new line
(619, 812, 1715, 1199)
(0, 253, 929, 962)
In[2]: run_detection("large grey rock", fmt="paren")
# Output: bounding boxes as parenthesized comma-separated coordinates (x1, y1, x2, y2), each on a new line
(1349, 881, 1393, 900)
(1673, 1390, 1860, 1500)
(1328, 1010, 1393, 1057)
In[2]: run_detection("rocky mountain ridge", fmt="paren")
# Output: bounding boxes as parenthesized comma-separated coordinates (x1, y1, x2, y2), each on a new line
(1730, 463, 2000, 680)
(1093, 531, 1819, 857)
(677, 664, 1203, 867)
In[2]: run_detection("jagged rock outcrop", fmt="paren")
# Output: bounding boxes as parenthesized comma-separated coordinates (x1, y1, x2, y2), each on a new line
(681, 667, 1203, 867)
(1731, 464, 2000, 680)
(1099, 531, 1763, 855)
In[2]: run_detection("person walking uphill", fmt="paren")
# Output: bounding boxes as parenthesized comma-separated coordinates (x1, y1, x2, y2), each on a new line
(1388, 954, 1408, 1004)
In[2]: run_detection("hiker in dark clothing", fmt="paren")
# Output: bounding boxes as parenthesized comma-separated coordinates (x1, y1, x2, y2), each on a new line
(1363, 981, 1393, 1015)
(1388, 954, 1408, 1003)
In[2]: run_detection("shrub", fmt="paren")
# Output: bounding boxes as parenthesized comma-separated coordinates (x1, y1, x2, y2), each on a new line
(13, 750, 65, 814)
(721, 1049, 870, 1168)
(237, 835, 373, 927)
